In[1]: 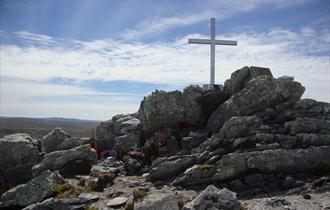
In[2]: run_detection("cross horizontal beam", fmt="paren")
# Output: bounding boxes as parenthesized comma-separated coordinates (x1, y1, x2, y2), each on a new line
(188, 38, 237, 46)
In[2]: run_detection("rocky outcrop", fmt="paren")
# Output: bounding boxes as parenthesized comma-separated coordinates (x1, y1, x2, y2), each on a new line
(183, 185, 240, 210)
(196, 89, 229, 120)
(147, 155, 197, 182)
(199, 115, 274, 152)
(208, 76, 305, 133)
(56, 137, 92, 151)
(224, 66, 273, 95)
(285, 117, 330, 134)
(172, 164, 217, 186)
(23, 198, 71, 210)
(213, 146, 330, 181)
(113, 132, 140, 153)
(0, 171, 64, 208)
(134, 190, 179, 210)
(32, 145, 97, 177)
(138, 86, 204, 135)
(0, 134, 42, 187)
(42, 128, 71, 153)
(95, 114, 141, 152)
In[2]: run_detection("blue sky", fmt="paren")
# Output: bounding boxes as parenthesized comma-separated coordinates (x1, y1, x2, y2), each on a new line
(1, 0, 329, 120)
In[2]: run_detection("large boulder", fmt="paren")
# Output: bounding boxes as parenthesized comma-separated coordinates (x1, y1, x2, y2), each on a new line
(147, 155, 197, 182)
(200, 116, 268, 150)
(138, 86, 204, 135)
(0, 171, 64, 208)
(23, 198, 71, 210)
(172, 164, 217, 186)
(42, 128, 71, 153)
(183, 185, 240, 210)
(196, 89, 229, 120)
(290, 99, 330, 119)
(224, 66, 273, 95)
(32, 145, 97, 177)
(57, 137, 92, 151)
(95, 114, 140, 151)
(0, 134, 42, 187)
(134, 190, 179, 210)
(208, 76, 305, 133)
(95, 119, 116, 151)
(113, 132, 140, 153)
(182, 85, 205, 125)
(285, 118, 330, 134)
(213, 146, 330, 181)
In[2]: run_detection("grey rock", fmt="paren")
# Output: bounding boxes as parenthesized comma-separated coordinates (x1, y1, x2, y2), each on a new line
(23, 198, 71, 210)
(113, 132, 140, 153)
(181, 137, 204, 150)
(296, 133, 330, 148)
(114, 115, 135, 134)
(224, 66, 251, 95)
(147, 155, 197, 181)
(196, 89, 229, 120)
(282, 176, 296, 189)
(292, 99, 330, 119)
(119, 117, 141, 135)
(249, 66, 273, 78)
(213, 146, 330, 181)
(124, 157, 144, 175)
(77, 193, 99, 202)
(1, 171, 64, 207)
(200, 116, 263, 150)
(57, 137, 91, 151)
(230, 179, 246, 191)
(275, 134, 297, 149)
(183, 85, 205, 125)
(0, 134, 42, 187)
(32, 145, 97, 177)
(134, 190, 179, 210)
(106, 196, 127, 207)
(221, 116, 262, 139)
(224, 66, 273, 96)
(183, 185, 240, 210)
(95, 115, 141, 151)
(91, 164, 119, 175)
(285, 117, 330, 134)
(209, 76, 305, 133)
(95, 119, 116, 151)
(42, 128, 71, 153)
(244, 173, 265, 188)
(176, 190, 198, 208)
(138, 89, 184, 134)
(172, 164, 216, 186)
(138, 86, 204, 134)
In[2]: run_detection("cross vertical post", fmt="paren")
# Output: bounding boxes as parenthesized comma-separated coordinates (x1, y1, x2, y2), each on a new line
(210, 18, 215, 85)
(188, 18, 237, 87)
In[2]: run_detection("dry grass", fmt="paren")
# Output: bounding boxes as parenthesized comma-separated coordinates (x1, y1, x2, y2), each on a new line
(124, 201, 134, 210)
(132, 189, 148, 199)
(197, 163, 216, 171)
(53, 181, 92, 199)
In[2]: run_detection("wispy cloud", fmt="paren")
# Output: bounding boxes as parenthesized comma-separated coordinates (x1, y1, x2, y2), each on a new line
(121, 0, 311, 39)
(1, 23, 329, 119)
(0, 79, 142, 120)
(122, 11, 214, 39)
(15, 31, 54, 43)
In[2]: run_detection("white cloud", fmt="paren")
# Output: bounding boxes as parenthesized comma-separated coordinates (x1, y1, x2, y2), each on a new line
(0, 79, 141, 120)
(121, 0, 311, 39)
(1, 25, 329, 120)
(15, 31, 54, 44)
(122, 11, 214, 39)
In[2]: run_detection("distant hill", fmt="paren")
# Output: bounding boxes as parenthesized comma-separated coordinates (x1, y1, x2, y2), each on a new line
(0, 117, 100, 139)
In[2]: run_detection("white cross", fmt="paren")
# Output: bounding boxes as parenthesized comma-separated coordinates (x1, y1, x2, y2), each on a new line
(188, 18, 237, 85)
